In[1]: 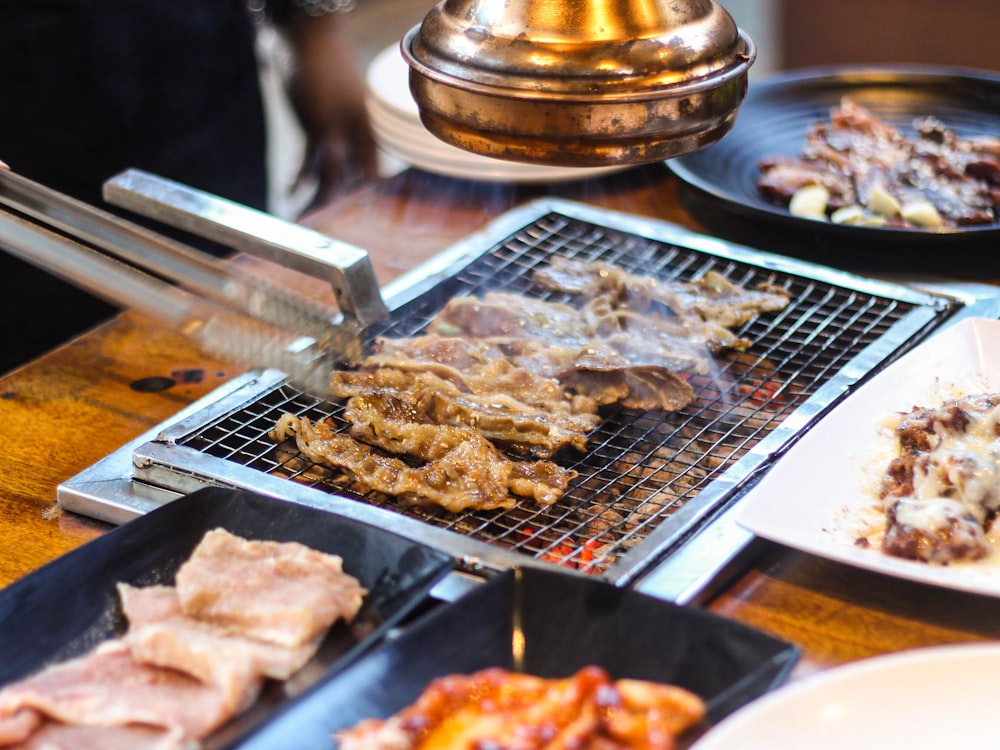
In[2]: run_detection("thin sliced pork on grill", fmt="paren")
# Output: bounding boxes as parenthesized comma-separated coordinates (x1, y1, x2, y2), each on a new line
(271, 413, 571, 512)
(271, 258, 790, 513)
(333, 359, 601, 457)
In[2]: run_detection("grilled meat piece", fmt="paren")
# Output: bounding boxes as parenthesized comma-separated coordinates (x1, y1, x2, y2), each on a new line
(271, 414, 571, 512)
(368, 333, 694, 415)
(533, 257, 791, 330)
(758, 97, 1000, 227)
(271, 259, 789, 514)
(883, 497, 991, 564)
(878, 393, 1000, 564)
(335, 347, 601, 457)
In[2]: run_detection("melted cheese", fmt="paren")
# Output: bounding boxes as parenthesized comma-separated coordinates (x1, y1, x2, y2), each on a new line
(894, 400, 1000, 538)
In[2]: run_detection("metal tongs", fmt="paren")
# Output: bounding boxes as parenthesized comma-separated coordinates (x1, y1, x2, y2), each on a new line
(0, 168, 388, 395)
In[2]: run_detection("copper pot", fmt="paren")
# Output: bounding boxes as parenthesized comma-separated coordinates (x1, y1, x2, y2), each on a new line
(401, 0, 755, 167)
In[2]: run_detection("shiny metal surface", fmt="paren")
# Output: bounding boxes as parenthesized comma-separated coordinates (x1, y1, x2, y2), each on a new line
(104, 169, 389, 328)
(58, 198, 971, 593)
(0, 169, 366, 394)
(401, 0, 755, 166)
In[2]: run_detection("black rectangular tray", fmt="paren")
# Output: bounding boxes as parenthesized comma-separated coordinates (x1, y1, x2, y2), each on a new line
(240, 566, 800, 749)
(0, 487, 455, 748)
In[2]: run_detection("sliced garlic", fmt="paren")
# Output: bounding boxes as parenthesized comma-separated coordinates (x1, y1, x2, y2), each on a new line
(830, 205, 866, 224)
(789, 184, 829, 220)
(858, 215, 889, 227)
(868, 184, 902, 218)
(901, 199, 945, 228)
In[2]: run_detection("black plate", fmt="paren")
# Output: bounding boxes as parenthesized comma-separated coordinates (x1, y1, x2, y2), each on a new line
(668, 65, 1000, 269)
(240, 567, 799, 750)
(0, 487, 454, 748)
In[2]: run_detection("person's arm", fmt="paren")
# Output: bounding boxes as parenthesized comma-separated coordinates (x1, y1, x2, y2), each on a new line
(269, 3, 378, 207)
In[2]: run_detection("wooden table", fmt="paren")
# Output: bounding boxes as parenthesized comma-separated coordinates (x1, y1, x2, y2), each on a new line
(3, 162, 1000, 683)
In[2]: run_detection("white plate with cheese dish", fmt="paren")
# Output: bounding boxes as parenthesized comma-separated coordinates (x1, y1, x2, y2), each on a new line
(365, 43, 628, 184)
(736, 316, 1000, 597)
(691, 642, 1000, 750)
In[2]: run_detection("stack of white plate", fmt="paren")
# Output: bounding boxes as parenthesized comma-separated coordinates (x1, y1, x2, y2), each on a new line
(365, 43, 626, 184)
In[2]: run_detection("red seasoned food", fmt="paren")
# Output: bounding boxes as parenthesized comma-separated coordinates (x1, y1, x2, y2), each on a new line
(336, 666, 706, 750)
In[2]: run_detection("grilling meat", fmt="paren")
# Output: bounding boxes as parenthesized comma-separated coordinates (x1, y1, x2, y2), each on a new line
(271, 258, 789, 513)
(272, 413, 571, 512)
(758, 97, 1000, 228)
(332, 355, 601, 458)
(532, 257, 791, 331)
(878, 393, 1000, 564)
(336, 666, 706, 750)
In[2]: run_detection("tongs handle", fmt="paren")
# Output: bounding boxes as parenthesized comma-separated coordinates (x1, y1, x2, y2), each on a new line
(0, 208, 339, 394)
(0, 168, 358, 394)
(103, 169, 389, 327)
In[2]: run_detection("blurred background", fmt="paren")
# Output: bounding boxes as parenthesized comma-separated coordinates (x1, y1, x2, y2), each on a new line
(343, 0, 997, 95)
(262, 0, 998, 217)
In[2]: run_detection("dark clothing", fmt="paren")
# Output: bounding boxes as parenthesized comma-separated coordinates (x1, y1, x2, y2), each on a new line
(0, 0, 268, 373)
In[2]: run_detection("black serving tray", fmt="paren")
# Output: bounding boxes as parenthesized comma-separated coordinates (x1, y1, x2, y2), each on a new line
(0, 487, 454, 748)
(669, 65, 1000, 271)
(240, 566, 800, 749)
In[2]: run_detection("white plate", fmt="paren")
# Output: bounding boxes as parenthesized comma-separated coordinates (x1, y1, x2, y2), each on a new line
(737, 316, 1000, 597)
(691, 642, 1000, 750)
(365, 43, 628, 184)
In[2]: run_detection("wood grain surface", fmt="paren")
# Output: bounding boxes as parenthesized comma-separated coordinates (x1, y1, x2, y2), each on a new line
(3, 163, 999, 682)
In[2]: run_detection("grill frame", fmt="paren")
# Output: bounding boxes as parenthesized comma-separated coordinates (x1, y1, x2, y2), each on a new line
(60, 199, 966, 587)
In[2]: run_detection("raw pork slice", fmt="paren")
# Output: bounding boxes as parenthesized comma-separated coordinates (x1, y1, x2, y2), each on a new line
(0, 640, 254, 742)
(174, 528, 366, 648)
(0, 708, 40, 745)
(13, 720, 186, 750)
(119, 583, 323, 683)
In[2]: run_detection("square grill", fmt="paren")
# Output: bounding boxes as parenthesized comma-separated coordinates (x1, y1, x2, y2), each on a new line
(132, 201, 957, 583)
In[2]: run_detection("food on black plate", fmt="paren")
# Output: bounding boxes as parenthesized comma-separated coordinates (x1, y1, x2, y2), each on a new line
(335, 665, 706, 750)
(877, 393, 1000, 564)
(0, 529, 365, 748)
(270, 258, 790, 512)
(757, 97, 1000, 228)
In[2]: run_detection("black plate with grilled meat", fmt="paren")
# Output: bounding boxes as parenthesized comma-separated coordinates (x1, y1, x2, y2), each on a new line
(0, 487, 454, 748)
(668, 65, 1000, 269)
(239, 566, 799, 749)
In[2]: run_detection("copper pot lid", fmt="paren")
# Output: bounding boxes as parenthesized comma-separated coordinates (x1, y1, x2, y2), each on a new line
(401, 0, 756, 167)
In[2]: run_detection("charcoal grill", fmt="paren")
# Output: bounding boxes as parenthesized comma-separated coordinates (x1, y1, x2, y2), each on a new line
(59, 198, 993, 599)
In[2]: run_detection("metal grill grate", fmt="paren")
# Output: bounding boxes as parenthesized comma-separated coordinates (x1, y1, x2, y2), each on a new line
(169, 207, 951, 579)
